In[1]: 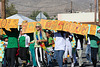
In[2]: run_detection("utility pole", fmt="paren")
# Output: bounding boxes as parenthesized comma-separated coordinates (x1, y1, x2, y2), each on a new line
(90, 3, 93, 12)
(1, 0, 6, 35)
(71, 1, 72, 13)
(1, 0, 6, 19)
(95, 0, 97, 24)
(98, 0, 100, 25)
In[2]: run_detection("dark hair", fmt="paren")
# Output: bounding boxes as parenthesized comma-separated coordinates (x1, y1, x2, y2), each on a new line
(66, 32, 70, 38)
(46, 30, 51, 34)
(58, 31, 65, 38)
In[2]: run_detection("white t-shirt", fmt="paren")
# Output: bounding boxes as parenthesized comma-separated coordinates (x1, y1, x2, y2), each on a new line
(54, 32, 66, 50)
(19, 34, 30, 47)
(66, 38, 72, 47)
(77, 39, 81, 49)
(87, 37, 90, 45)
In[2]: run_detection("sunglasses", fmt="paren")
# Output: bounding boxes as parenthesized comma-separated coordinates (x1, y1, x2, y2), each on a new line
(36, 26, 40, 28)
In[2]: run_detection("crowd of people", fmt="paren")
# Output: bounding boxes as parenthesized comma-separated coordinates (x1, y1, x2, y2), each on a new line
(0, 23, 100, 67)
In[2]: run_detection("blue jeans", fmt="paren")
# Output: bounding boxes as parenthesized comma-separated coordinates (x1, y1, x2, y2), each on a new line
(72, 48, 77, 63)
(53, 50, 56, 60)
(47, 54, 51, 64)
(85, 44, 92, 62)
(55, 50, 65, 67)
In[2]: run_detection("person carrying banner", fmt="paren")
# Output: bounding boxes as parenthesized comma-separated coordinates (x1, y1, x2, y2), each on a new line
(71, 34, 78, 66)
(63, 32, 74, 67)
(74, 34, 85, 67)
(54, 31, 66, 67)
(45, 30, 54, 67)
(95, 28, 100, 62)
(85, 35, 92, 64)
(2, 35, 8, 67)
(89, 28, 100, 67)
(34, 23, 47, 67)
(2, 28, 19, 67)
(88, 34, 100, 67)
(18, 29, 30, 67)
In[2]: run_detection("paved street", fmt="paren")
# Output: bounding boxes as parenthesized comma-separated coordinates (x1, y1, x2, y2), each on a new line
(18, 45, 100, 67)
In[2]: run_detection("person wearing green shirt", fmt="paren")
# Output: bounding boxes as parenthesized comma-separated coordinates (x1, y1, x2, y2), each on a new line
(89, 34, 100, 67)
(2, 28, 19, 67)
(18, 29, 30, 67)
(2, 35, 8, 67)
(45, 30, 54, 66)
(95, 28, 100, 62)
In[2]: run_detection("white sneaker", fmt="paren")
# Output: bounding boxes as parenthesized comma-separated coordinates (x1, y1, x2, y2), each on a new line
(86, 60, 89, 63)
(71, 63, 74, 67)
(90, 62, 92, 64)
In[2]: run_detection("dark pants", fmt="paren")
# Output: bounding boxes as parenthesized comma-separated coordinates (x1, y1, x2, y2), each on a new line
(91, 47, 98, 67)
(19, 47, 30, 63)
(7, 48, 17, 67)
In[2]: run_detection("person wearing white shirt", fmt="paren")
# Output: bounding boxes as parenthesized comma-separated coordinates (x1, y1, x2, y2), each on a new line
(54, 31, 66, 67)
(18, 29, 30, 67)
(74, 34, 85, 67)
(63, 32, 74, 67)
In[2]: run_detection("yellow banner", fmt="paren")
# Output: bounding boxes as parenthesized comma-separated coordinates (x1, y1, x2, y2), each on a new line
(40, 19, 47, 29)
(51, 20, 58, 31)
(57, 21, 64, 30)
(63, 21, 71, 32)
(22, 22, 36, 33)
(22, 19, 96, 35)
(69, 23, 76, 33)
(81, 24, 89, 35)
(0, 19, 19, 30)
(75, 24, 82, 34)
(45, 20, 52, 30)
(89, 25, 97, 35)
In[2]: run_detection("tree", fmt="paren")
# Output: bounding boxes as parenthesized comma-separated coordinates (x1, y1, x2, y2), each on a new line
(29, 11, 41, 20)
(6, 3, 18, 17)
(29, 11, 50, 20)
(43, 12, 50, 19)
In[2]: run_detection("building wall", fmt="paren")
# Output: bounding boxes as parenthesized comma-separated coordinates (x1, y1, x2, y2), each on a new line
(58, 12, 98, 22)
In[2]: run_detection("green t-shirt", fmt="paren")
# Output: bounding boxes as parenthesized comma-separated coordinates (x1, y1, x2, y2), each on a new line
(7, 32, 19, 48)
(3, 28, 19, 48)
(48, 37, 53, 44)
(89, 35, 100, 48)
(19, 36, 25, 48)
(46, 37, 53, 48)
